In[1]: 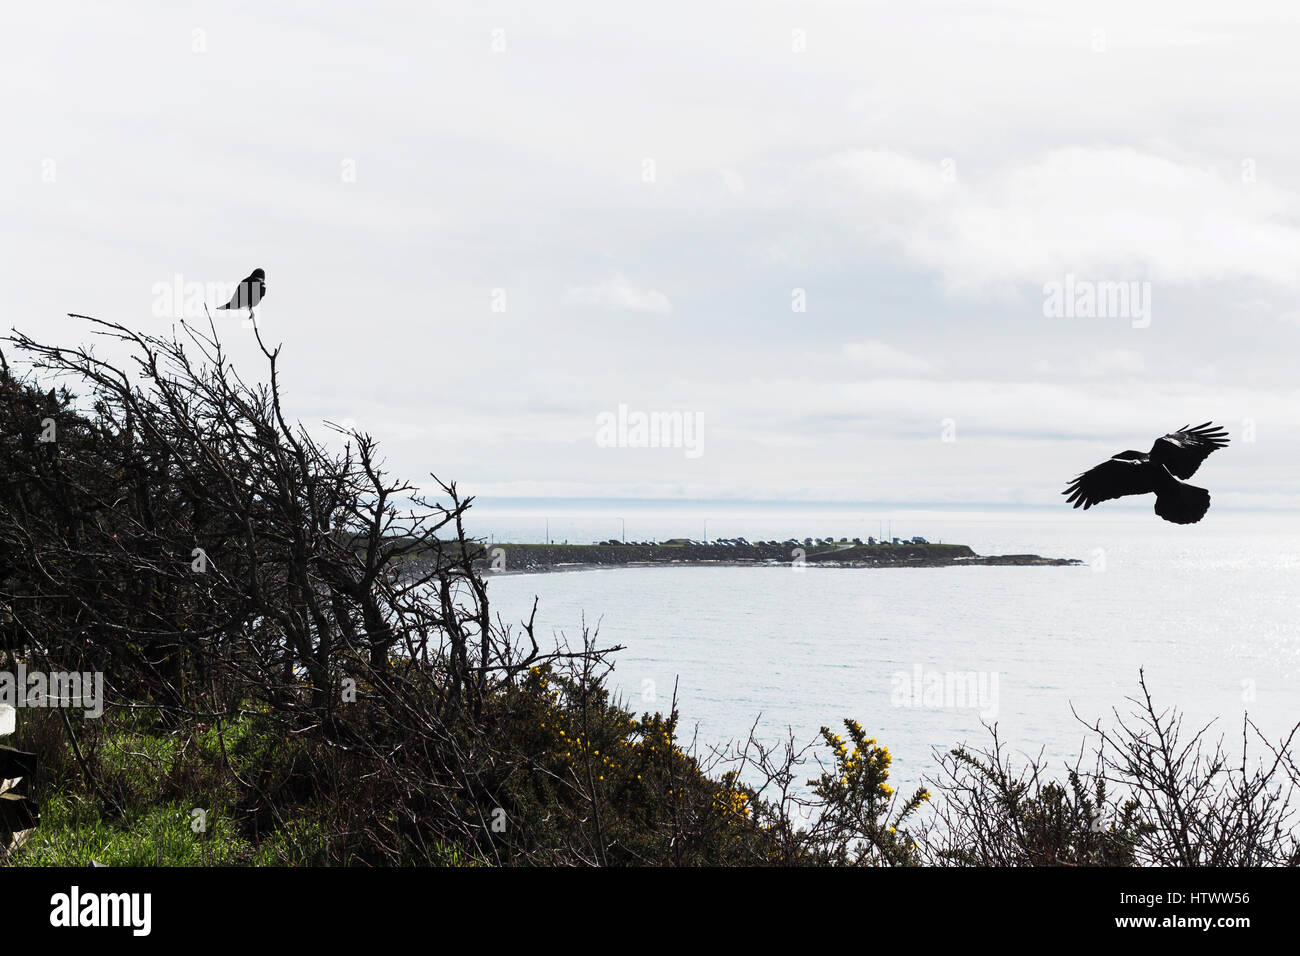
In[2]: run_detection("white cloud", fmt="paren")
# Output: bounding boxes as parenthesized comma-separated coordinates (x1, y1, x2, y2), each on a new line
(819, 146, 1300, 293)
(1031, 349, 1147, 379)
(565, 274, 672, 314)
(720, 169, 745, 196)
(842, 341, 941, 376)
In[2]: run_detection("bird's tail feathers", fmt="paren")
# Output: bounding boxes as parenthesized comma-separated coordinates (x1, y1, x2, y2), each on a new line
(1154, 481, 1210, 525)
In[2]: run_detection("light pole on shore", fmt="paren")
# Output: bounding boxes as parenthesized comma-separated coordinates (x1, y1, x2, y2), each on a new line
(704, 519, 708, 544)
(620, 517, 625, 543)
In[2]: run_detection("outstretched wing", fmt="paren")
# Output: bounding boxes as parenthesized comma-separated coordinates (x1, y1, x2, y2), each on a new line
(1148, 423, 1229, 480)
(1063, 457, 1155, 510)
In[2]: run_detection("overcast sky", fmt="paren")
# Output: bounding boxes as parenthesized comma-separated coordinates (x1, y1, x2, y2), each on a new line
(5, 1, 1299, 508)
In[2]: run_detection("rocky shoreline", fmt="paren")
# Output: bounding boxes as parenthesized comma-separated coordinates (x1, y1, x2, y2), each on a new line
(463, 541, 1083, 576)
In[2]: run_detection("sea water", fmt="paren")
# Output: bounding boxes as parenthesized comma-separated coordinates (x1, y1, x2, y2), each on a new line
(473, 503, 1300, 796)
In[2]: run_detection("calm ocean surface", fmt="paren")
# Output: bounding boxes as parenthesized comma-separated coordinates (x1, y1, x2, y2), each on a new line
(472, 503, 1300, 794)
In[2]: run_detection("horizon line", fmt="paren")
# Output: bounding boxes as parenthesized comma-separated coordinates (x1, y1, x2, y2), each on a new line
(462, 495, 1300, 514)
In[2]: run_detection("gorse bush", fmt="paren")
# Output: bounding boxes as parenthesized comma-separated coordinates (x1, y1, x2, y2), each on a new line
(2, 317, 1297, 866)
(804, 720, 929, 865)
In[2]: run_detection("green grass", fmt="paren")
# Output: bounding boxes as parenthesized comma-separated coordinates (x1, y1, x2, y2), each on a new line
(5, 713, 337, 866)
(5, 709, 489, 867)
(13, 792, 262, 866)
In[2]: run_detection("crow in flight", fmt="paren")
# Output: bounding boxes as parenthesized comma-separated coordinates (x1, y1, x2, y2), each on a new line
(217, 267, 266, 318)
(1063, 423, 1230, 524)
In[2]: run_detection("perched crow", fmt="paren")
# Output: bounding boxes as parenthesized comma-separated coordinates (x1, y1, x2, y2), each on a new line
(1063, 423, 1230, 524)
(217, 267, 266, 317)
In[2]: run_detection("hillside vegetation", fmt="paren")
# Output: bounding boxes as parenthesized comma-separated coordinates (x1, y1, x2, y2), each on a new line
(0, 318, 1293, 866)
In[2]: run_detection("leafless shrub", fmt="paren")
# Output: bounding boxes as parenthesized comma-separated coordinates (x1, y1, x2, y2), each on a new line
(920, 671, 1300, 866)
(0, 315, 621, 862)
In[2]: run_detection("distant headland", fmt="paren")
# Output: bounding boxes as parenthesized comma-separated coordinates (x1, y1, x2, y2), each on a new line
(463, 537, 1082, 575)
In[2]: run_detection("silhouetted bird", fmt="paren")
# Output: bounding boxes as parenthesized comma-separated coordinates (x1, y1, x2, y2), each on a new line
(217, 268, 265, 318)
(1063, 423, 1230, 524)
